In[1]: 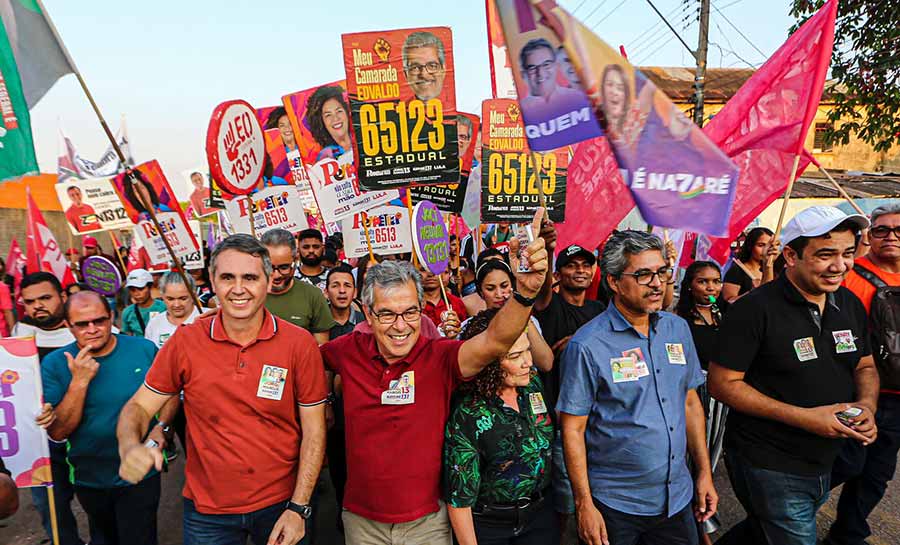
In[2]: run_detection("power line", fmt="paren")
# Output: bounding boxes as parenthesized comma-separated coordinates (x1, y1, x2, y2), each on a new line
(581, 0, 610, 22)
(571, 0, 590, 15)
(627, 1, 686, 51)
(591, 0, 630, 29)
(629, 1, 693, 58)
(711, 2, 767, 58)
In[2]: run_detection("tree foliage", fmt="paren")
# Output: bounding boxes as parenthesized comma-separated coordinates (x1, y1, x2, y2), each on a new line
(791, 0, 900, 153)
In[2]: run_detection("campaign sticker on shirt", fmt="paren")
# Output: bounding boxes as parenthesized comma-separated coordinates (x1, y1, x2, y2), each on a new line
(381, 371, 415, 405)
(529, 392, 548, 414)
(149, 311, 161, 320)
(832, 330, 857, 354)
(793, 337, 818, 362)
(611, 356, 648, 383)
(665, 343, 687, 365)
(256, 365, 288, 401)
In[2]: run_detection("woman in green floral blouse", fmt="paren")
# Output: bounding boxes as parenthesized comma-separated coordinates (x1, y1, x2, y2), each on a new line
(443, 308, 558, 545)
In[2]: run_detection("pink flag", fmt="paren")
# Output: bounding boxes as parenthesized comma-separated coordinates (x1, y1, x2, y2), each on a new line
(6, 238, 27, 317)
(702, 0, 837, 264)
(25, 189, 76, 287)
(555, 137, 635, 251)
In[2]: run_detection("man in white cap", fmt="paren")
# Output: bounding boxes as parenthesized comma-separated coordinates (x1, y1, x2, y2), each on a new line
(122, 269, 166, 337)
(709, 206, 880, 545)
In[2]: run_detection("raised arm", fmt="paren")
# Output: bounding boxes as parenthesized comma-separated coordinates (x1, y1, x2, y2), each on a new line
(534, 217, 557, 312)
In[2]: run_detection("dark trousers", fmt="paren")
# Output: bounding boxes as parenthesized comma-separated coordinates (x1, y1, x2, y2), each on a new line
(30, 441, 87, 545)
(581, 501, 698, 545)
(75, 473, 161, 545)
(183, 497, 309, 545)
(827, 394, 900, 545)
(474, 495, 560, 545)
(717, 451, 829, 545)
(326, 425, 347, 510)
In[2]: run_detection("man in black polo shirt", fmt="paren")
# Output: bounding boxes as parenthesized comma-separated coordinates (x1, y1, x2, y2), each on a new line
(710, 206, 880, 545)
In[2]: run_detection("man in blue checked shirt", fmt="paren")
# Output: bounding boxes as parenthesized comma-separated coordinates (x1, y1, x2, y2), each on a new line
(558, 230, 717, 545)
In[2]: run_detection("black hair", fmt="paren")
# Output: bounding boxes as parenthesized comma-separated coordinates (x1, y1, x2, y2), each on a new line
(298, 228, 323, 243)
(264, 107, 288, 130)
(476, 247, 506, 266)
(65, 282, 93, 297)
(304, 85, 349, 149)
(326, 263, 355, 286)
(122, 169, 160, 214)
(675, 261, 721, 319)
(786, 219, 861, 258)
(738, 227, 774, 263)
(63, 290, 112, 321)
(21, 272, 63, 294)
(519, 38, 555, 71)
(323, 248, 338, 264)
(475, 259, 515, 294)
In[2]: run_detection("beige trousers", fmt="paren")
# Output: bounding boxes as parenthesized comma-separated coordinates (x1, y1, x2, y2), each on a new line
(341, 502, 452, 545)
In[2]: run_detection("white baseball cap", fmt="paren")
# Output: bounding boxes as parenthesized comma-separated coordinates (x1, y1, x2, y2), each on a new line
(781, 206, 870, 247)
(125, 268, 153, 288)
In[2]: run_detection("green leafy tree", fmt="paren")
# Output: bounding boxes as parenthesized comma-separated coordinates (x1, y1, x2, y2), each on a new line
(791, 0, 900, 152)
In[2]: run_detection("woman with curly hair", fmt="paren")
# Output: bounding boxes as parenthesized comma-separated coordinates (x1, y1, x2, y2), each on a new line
(444, 308, 558, 545)
(304, 85, 353, 162)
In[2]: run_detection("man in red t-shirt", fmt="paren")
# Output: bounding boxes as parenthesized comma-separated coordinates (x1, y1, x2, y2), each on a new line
(116, 234, 327, 545)
(320, 210, 549, 545)
(64, 186, 102, 232)
(826, 204, 900, 545)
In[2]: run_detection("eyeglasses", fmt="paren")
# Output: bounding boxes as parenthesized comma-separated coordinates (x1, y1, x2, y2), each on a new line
(619, 267, 673, 286)
(372, 308, 422, 325)
(405, 62, 442, 75)
(870, 226, 900, 239)
(71, 316, 111, 330)
(525, 60, 555, 76)
(272, 263, 295, 274)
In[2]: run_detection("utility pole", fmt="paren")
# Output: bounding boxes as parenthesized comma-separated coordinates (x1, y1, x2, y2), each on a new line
(693, 0, 711, 127)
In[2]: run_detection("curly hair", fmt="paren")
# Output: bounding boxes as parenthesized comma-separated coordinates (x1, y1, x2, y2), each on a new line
(458, 308, 507, 402)
(304, 85, 349, 150)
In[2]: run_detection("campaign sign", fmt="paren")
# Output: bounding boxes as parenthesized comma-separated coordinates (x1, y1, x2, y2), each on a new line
(0, 338, 51, 488)
(112, 160, 200, 265)
(180, 168, 223, 219)
(408, 112, 481, 214)
(81, 256, 122, 296)
(481, 99, 567, 223)
(55, 178, 133, 235)
(341, 204, 413, 258)
(206, 100, 266, 195)
(342, 27, 459, 190)
(225, 185, 310, 238)
(412, 200, 450, 275)
(491, 0, 603, 152)
(282, 82, 397, 224)
(183, 220, 205, 271)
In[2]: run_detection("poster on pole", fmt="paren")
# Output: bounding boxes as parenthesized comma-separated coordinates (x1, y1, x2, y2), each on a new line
(408, 112, 480, 213)
(412, 200, 450, 274)
(342, 27, 459, 190)
(282, 81, 397, 225)
(111, 160, 200, 265)
(206, 100, 266, 196)
(80, 255, 123, 296)
(180, 168, 224, 219)
(341, 204, 413, 258)
(481, 99, 567, 223)
(224, 185, 310, 238)
(0, 337, 51, 488)
(55, 178, 133, 235)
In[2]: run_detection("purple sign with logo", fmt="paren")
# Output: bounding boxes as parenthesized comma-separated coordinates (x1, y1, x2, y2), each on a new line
(81, 256, 122, 296)
(412, 200, 450, 275)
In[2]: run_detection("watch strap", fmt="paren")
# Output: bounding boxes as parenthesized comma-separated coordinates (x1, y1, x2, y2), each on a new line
(286, 501, 313, 519)
(512, 290, 537, 307)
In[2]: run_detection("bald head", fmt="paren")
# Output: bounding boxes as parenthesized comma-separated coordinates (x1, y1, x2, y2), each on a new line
(64, 290, 110, 321)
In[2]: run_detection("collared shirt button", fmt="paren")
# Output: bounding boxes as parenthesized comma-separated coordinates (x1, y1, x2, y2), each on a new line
(661, 397, 667, 402)
(656, 369, 661, 374)
(669, 426, 674, 431)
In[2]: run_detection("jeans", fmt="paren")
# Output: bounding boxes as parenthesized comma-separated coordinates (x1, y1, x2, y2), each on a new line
(551, 430, 575, 514)
(717, 450, 829, 545)
(184, 497, 309, 545)
(826, 394, 900, 545)
(474, 495, 560, 545)
(580, 501, 698, 545)
(75, 474, 161, 545)
(30, 440, 94, 545)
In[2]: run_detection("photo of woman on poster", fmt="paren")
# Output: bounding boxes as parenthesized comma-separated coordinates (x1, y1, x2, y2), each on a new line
(123, 168, 173, 221)
(265, 107, 299, 153)
(304, 85, 353, 162)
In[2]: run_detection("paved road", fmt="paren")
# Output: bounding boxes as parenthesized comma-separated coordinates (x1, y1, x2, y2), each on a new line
(2, 457, 899, 545)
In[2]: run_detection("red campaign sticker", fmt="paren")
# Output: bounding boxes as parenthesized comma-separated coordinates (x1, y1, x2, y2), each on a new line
(206, 100, 266, 195)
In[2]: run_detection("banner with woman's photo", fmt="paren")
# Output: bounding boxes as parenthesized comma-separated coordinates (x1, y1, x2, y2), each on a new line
(282, 81, 397, 226)
(342, 27, 459, 190)
(111, 160, 199, 265)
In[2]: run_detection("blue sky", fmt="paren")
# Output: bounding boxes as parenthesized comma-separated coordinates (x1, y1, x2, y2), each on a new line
(30, 0, 796, 181)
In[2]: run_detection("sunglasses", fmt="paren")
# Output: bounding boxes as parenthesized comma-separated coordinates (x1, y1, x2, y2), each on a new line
(71, 316, 111, 330)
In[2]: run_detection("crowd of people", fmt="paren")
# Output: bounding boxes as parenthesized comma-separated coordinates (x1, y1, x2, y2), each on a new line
(1, 202, 899, 545)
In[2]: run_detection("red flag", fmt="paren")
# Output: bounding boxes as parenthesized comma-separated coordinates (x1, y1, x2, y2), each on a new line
(6, 238, 27, 318)
(702, 0, 837, 264)
(25, 189, 77, 287)
(555, 137, 635, 251)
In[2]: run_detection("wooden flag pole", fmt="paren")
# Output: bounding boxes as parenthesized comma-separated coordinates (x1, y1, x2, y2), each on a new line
(406, 193, 419, 269)
(451, 213, 463, 290)
(818, 167, 866, 215)
(47, 484, 60, 545)
(363, 214, 376, 261)
(438, 274, 451, 310)
(773, 155, 804, 239)
(245, 196, 258, 239)
(108, 231, 128, 273)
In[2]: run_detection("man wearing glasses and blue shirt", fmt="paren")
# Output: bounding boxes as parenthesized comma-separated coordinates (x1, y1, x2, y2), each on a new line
(41, 290, 178, 545)
(320, 210, 549, 545)
(559, 230, 717, 545)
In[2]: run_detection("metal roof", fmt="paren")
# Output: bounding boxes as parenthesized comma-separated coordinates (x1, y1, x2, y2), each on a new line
(791, 171, 900, 199)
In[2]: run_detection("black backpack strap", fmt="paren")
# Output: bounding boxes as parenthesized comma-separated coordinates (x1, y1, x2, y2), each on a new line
(854, 264, 889, 289)
(134, 305, 146, 333)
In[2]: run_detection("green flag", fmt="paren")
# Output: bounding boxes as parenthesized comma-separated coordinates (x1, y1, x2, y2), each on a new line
(0, 16, 38, 183)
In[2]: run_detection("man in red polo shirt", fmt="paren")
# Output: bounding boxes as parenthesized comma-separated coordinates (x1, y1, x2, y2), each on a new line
(321, 209, 549, 544)
(116, 234, 327, 545)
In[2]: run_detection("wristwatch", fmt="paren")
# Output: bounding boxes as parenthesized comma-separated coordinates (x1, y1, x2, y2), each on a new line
(512, 290, 537, 307)
(286, 501, 313, 519)
(156, 421, 171, 434)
